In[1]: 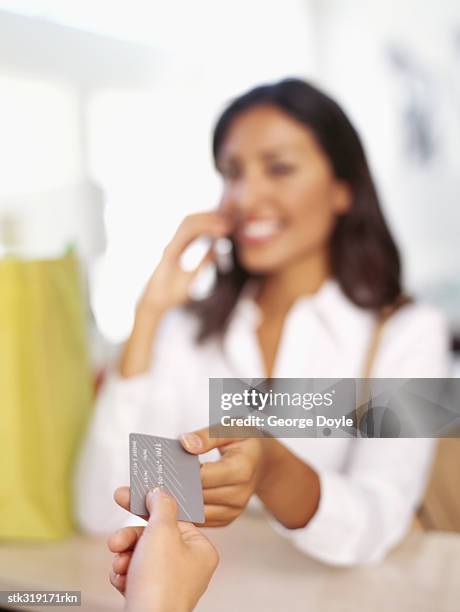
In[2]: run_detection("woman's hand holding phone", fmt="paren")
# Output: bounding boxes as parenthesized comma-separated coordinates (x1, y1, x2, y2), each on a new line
(138, 212, 230, 315)
(119, 212, 230, 377)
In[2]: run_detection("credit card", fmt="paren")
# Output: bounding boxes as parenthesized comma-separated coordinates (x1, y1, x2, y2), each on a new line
(129, 432, 205, 523)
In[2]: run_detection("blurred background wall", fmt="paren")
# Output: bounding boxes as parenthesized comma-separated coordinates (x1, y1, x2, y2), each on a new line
(0, 0, 458, 356)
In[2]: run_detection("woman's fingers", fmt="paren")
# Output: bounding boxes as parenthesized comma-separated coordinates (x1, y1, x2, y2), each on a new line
(109, 569, 127, 595)
(164, 213, 229, 261)
(107, 526, 145, 553)
(200, 460, 237, 489)
(203, 504, 241, 526)
(180, 427, 245, 456)
(202, 484, 248, 508)
(200, 448, 256, 489)
(112, 551, 132, 575)
(113, 486, 130, 511)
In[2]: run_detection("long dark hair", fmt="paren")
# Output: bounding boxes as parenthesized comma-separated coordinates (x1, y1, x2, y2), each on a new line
(188, 78, 406, 342)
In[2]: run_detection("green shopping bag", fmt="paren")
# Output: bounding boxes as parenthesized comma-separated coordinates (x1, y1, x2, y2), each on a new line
(0, 250, 93, 540)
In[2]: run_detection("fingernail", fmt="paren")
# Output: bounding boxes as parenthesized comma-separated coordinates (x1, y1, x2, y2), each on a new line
(181, 432, 203, 452)
(147, 488, 159, 504)
(148, 487, 166, 503)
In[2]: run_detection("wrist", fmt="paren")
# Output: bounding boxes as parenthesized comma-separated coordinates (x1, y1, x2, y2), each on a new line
(256, 438, 321, 529)
(135, 298, 168, 325)
(117, 300, 166, 378)
(125, 593, 191, 612)
(256, 437, 284, 496)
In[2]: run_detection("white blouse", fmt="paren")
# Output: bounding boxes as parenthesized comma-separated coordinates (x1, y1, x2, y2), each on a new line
(74, 278, 452, 566)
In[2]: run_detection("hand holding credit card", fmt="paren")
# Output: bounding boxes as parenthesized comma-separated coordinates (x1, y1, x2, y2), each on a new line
(129, 433, 205, 523)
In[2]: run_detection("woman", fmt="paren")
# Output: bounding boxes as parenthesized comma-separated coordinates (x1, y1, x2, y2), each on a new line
(75, 78, 450, 566)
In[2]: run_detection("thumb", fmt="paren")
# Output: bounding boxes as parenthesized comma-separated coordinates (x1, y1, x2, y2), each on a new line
(145, 487, 178, 528)
(180, 426, 244, 455)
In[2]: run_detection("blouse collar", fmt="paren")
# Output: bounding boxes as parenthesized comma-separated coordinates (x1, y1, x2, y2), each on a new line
(232, 277, 352, 327)
(222, 276, 375, 367)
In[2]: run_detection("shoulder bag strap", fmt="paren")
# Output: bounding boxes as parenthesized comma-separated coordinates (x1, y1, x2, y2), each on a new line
(357, 297, 410, 429)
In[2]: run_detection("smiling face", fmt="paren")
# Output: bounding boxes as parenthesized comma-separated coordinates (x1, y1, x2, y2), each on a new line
(216, 104, 351, 274)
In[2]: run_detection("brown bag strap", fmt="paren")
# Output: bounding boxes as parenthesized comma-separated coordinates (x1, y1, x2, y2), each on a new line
(362, 295, 412, 378)
(357, 296, 411, 428)
(359, 295, 436, 532)
(362, 306, 395, 379)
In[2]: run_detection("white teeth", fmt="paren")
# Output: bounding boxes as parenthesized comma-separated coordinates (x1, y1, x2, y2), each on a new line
(242, 220, 282, 239)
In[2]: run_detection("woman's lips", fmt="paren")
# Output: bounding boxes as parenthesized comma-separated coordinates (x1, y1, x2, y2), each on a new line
(235, 219, 284, 246)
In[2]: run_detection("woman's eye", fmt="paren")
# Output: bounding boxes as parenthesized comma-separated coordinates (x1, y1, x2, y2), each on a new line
(268, 163, 295, 176)
(221, 167, 240, 180)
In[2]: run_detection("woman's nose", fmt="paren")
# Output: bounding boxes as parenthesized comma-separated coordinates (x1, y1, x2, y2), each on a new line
(228, 179, 267, 213)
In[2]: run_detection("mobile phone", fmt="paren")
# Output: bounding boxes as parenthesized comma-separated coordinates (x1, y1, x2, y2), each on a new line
(213, 237, 233, 274)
